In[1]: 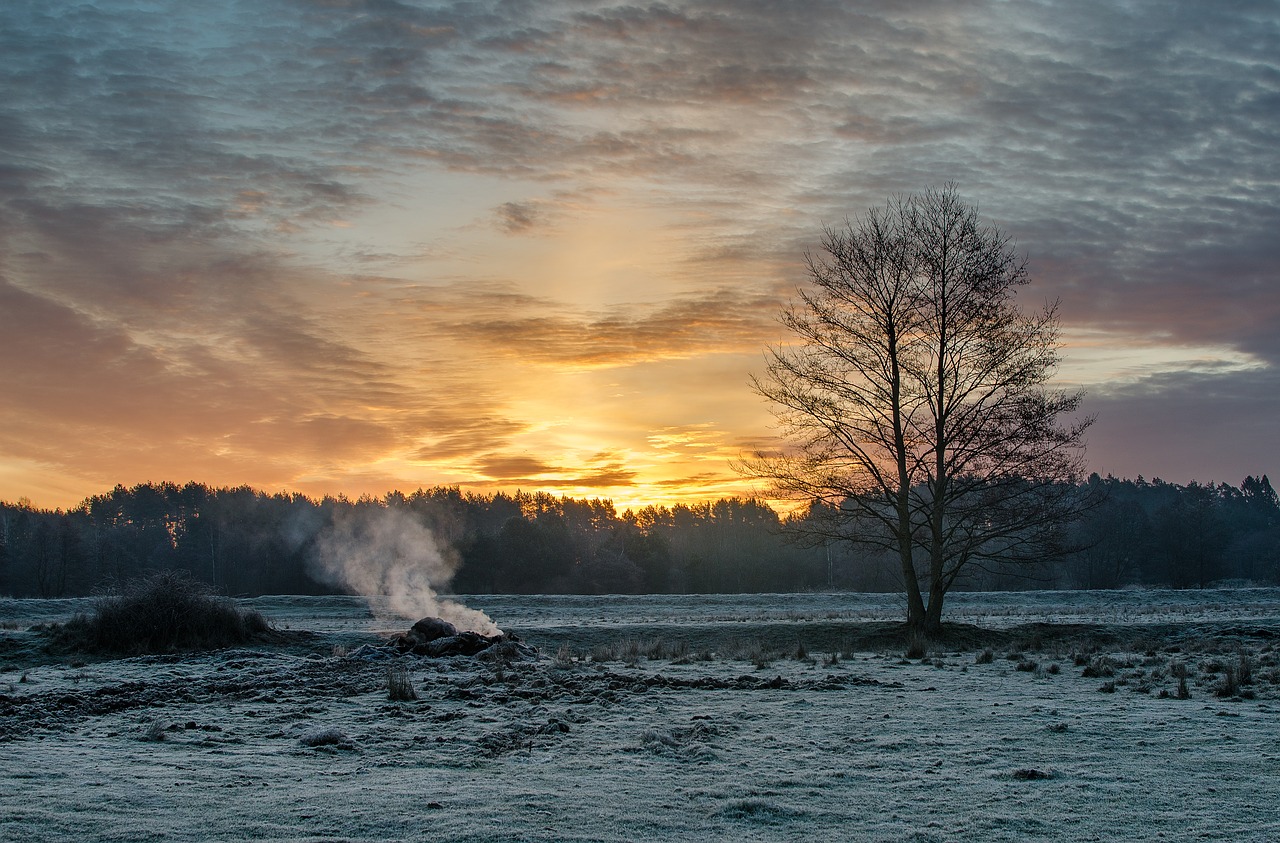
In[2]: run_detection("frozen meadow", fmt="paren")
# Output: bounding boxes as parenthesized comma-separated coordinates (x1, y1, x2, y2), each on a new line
(3, 589, 1279, 842)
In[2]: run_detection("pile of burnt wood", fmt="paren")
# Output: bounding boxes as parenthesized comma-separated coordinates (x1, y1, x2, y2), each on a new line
(391, 617, 537, 659)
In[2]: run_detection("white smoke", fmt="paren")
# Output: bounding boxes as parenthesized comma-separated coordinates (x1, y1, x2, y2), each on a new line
(310, 506, 500, 636)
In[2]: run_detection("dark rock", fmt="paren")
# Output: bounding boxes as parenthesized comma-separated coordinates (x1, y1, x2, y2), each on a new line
(411, 617, 459, 643)
(424, 632, 492, 657)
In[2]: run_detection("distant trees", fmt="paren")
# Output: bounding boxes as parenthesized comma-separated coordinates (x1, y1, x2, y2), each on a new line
(748, 186, 1092, 633)
(0, 484, 825, 598)
(0, 476, 1277, 599)
(1059, 474, 1280, 589)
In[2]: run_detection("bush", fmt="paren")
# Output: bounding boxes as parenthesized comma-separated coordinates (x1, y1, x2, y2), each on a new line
(56, 571, 270, 654)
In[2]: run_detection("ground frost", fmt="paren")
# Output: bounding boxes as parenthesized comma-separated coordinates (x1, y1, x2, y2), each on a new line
(3, 593, 1280, 840)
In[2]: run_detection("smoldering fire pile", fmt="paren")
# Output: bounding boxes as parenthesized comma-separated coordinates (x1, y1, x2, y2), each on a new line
(350, 616, 539, 661)
(309, 507, 503, 639)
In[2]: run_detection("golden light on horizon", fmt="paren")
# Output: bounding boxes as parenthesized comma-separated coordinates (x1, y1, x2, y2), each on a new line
(2, 1, 1276, 510)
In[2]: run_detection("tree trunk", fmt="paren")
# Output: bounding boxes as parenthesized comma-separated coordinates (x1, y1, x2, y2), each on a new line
(900, 536, 926, 631)
(924, 582, 945, 635)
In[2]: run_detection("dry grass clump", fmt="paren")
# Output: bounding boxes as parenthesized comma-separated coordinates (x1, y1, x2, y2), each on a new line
(1080, 656, 1118, 678)
(1012, 768, 1053, 780)
(1214, 652, 1257, 699)
(387, 664, 417, 701)
(300, 728, 354, 749)
(54, 571, 270, 655)
(1159, 660, 1192, 699)
(552, 644, 578, 669)
(138, 719, 168, 742)
(586, 637, 694, 664)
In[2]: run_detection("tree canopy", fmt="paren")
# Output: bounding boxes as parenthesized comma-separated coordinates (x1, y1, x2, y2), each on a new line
(748, 186, 1093, 632)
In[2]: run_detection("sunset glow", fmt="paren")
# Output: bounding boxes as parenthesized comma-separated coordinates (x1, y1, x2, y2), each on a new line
(2, 1, 1277, 510)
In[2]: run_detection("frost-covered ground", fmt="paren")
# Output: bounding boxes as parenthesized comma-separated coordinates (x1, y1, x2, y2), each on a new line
(3, 590, 1280, 842)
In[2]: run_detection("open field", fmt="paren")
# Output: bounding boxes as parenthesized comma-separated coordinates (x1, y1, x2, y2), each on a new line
(3, 590, 1280, 842)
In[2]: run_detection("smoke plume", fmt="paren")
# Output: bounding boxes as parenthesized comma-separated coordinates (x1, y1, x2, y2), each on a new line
(310, 507, 500, 635)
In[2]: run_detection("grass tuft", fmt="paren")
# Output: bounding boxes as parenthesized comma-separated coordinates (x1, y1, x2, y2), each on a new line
(138, 719, 167, 742)
(387, 664, 417, 701)
(300, 728, 353, 749)
(1215, 665, 1240, 698)
(1081, 656, 1117, 678)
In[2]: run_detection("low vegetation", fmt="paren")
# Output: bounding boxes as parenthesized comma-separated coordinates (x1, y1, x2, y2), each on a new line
(50, 571, 270, 655)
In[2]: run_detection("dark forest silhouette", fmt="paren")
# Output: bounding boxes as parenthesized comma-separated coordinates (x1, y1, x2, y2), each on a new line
(1, 474, 1277, 599)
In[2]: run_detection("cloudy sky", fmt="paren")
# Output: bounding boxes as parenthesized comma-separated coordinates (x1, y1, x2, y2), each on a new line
(2, 0, 1277, 510)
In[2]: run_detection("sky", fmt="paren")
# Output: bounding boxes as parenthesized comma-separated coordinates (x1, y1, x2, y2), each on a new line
(1, 0, 1278, 511)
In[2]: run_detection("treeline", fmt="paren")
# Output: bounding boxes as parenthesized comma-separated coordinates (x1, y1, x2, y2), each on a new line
(1063, 474, 1280, 589)
(1, 474, 1277, 598)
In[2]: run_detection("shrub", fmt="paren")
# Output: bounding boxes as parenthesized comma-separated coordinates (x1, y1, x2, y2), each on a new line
(975, 649, 994, 665)
(55, 571, 270, 655)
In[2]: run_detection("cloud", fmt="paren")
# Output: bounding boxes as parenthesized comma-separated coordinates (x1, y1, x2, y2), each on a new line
(2, 0, 1278, 505)
(1086, 368, 1280, 485)
(422, 283, 782, 369)
(472, 452, 638, 489)
(494, 201, 541, 234)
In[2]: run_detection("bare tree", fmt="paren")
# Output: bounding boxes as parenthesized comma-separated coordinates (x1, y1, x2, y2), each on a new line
(748, 185, 1092, 633)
